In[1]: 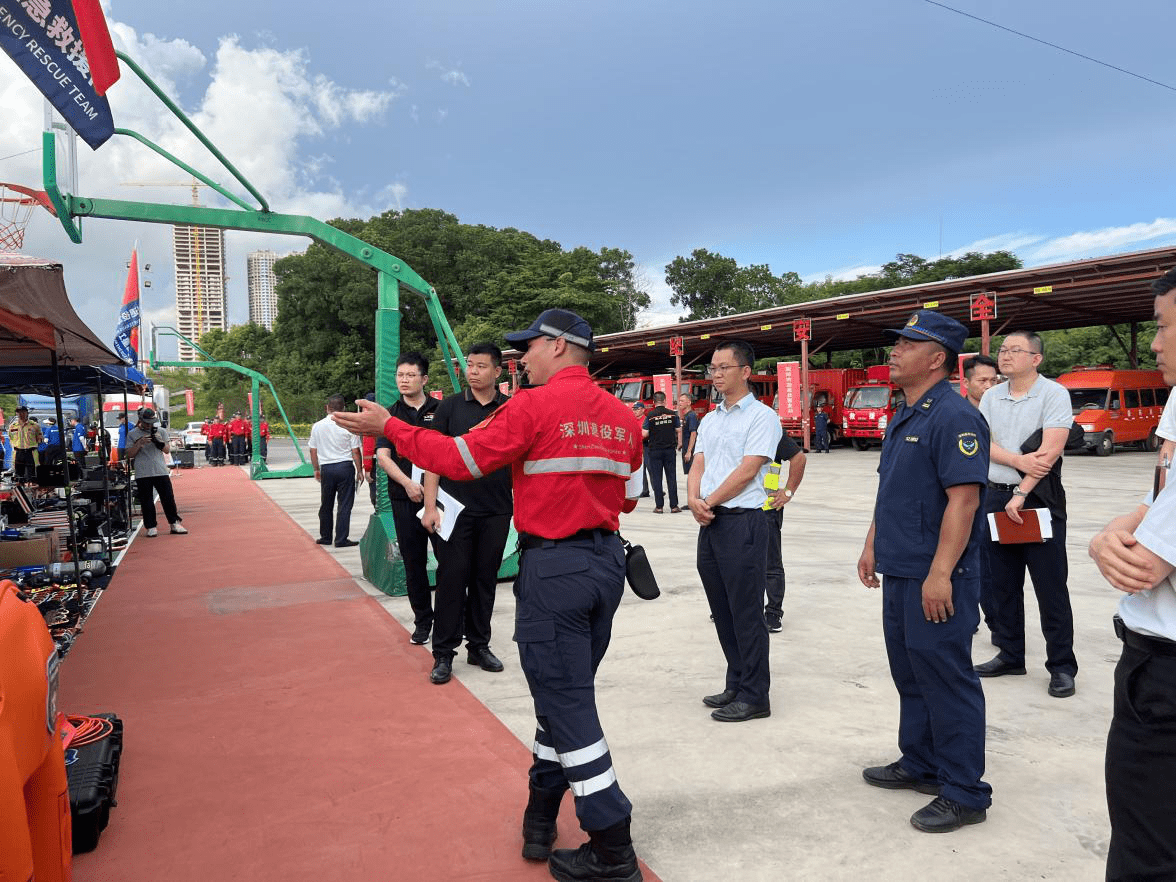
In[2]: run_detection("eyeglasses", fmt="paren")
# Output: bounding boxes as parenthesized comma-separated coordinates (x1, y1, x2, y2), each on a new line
(996, 347, 1038, 357)
(706, 363, 743, 377)
(395, 371, 421, 380)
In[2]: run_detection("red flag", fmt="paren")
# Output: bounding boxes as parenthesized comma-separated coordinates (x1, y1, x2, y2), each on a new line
(71, 0, 121, 96)
(184, 389, 195, 415)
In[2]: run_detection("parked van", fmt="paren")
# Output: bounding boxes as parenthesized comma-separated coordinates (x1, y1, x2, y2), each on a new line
(1055, 366, 1169, 456)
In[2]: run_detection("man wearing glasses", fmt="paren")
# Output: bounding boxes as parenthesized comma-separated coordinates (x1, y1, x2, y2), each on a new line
(374, 352, 441, 645)
(688, 340, 781, 723)
(974, 332, 1078, 698)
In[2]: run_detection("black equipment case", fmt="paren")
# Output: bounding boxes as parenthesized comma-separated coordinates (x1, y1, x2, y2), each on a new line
(65, 713, 124, 853)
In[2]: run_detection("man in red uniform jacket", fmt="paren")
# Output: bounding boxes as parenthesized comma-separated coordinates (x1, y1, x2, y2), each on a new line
(335, 309, 647, 882)
(228, 411, 248, 465)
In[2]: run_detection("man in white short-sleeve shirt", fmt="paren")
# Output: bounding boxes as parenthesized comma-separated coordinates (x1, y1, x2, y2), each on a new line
(974, 331, 1079, 699)
(1089, 267, 1176, 880)
(308, 394, 363, 548)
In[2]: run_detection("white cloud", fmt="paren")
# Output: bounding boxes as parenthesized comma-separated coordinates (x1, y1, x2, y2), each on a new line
(803, 264, 884, 284)
(0, 18, 409, 358)
(1024, 219, 1176, 264)
(426, 60, 470, 87)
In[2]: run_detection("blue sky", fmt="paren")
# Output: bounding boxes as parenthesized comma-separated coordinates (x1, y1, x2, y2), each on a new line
(2, 0, 1175, 355)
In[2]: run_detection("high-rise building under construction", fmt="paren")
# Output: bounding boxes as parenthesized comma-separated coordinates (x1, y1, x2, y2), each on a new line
(173, 223, 228, 361)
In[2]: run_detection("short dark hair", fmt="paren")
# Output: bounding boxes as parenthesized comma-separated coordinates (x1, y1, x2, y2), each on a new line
(963, 354, 998, 378)
(326, 394, 346, 412)
(468, 342, 502, 368)
(397, 352, 429, 375)
(714, 339, 755, 368)
(1153, 267, 1176, 297)
(1005, 330, 1043, 356)
(652, 391, 666, 404)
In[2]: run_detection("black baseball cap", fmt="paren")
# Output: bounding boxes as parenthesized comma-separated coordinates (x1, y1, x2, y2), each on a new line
(139, 407, 157, 423)
(505, 308, 595, 352)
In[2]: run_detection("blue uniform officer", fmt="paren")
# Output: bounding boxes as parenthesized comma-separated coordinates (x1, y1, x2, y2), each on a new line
(857, 310, 993, 833)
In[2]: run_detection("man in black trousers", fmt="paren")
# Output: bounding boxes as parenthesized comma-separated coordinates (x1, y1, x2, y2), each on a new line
(375, 352, 442, 645)
(422, 343, 514, 685)
(642, 391, 681, 513)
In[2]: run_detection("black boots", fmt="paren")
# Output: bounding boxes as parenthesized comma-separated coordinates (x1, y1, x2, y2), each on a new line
(548, 817, 642, 882)
(521, 784, 566, 861)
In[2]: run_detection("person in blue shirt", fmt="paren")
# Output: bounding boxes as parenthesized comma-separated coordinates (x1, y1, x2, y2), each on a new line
(813, 405, 831, 453)
(857, 310, 993, 834)
(688, 339, 782, 723)
(38, 418, 61, 452)
(69, 416, 88, 468)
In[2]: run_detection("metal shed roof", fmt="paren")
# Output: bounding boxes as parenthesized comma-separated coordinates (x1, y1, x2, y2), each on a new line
(573, 245, 1176, 375)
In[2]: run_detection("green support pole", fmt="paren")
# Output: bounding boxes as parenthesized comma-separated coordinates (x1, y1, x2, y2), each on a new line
(361, 271, 411, 595)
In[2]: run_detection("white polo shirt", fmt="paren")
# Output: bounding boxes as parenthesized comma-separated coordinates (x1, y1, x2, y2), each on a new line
(309, 414, 359, 465)
(1118, 462, 1176, 641)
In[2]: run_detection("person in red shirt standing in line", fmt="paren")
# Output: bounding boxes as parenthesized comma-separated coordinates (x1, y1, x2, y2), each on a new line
(258, 412, 270, 463)
(335, 309, 647, 882)
(228, 411, 248, 465)
(208, 416, 228, 466)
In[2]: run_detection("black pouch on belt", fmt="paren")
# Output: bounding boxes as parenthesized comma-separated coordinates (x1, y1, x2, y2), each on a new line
(619, 534, 660, 600)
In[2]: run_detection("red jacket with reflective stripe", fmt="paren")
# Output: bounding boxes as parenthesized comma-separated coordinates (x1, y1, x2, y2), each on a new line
(381, 365, 642, 538)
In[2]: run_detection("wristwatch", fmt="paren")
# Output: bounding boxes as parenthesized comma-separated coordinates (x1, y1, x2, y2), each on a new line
(1012, 487, 1029, 497)
(783, 488, 794, 498)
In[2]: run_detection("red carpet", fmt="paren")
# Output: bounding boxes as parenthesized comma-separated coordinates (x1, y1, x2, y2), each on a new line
(61, 467, 659, 882)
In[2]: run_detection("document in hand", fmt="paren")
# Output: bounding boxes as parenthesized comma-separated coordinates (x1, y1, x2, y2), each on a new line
(987, 508, 1052, 544)
(411, 466, 465, 541)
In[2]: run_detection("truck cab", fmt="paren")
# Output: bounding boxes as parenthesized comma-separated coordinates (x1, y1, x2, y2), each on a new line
(842, 366, 904, 450)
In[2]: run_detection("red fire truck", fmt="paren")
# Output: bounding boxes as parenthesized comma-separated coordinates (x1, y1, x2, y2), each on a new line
(778, 368, 866, 445)
(842, 365, 904, 450)
(613, 373, 714, 419)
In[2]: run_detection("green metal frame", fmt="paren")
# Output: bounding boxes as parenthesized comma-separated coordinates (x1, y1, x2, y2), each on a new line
(149, 325, 311, 479)
(39, 49, 483, 595)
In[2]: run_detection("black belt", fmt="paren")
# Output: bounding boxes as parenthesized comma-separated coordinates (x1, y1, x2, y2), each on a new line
(712, 506, 759, 515)
(987, 482, 1019, 492)
(518, 528, 613, 552)
(1114, 615, 1176, 657)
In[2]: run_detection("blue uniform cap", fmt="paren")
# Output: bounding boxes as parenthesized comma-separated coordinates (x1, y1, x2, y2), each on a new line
(884, 309, 969, 355)
(505, 308, 595, 352)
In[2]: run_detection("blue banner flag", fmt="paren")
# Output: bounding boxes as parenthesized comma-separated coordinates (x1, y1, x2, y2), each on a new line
(0, 0, 114, 148)
(113, 249, 140, 365)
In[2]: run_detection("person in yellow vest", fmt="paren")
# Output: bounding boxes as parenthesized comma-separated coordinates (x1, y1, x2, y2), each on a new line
(8, 406, 42, 483)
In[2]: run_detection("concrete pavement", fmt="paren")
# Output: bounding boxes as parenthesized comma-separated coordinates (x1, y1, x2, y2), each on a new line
(256, 441, 1150, 881)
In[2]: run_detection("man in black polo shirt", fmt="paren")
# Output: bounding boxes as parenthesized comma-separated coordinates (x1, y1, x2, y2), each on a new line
(643, 391, 681, 513)
(374, 352, 441, 645)
(422, 343, 514, 685)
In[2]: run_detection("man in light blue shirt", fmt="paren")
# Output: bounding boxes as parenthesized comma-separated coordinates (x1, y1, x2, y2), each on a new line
(688, 339, 781, 723)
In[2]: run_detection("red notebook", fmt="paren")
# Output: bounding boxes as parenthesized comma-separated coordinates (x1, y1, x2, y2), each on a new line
(987, 508, 1052, 544)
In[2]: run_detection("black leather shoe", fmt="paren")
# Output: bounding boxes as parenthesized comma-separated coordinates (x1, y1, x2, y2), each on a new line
(711, 701, 770, 722)
(315, 537, 331, 545)
(974, 656, 1027, 677)
(1048, 672, 1076, 698)
(467, 647, 504, 672)
(430, 656, 452, 685)
(910, 796, 987, 833)
(410, 625, 430, 645)
(702, 689, 738, 709)
(334, 539, 358, 548)
(862, 761, 940, 795)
